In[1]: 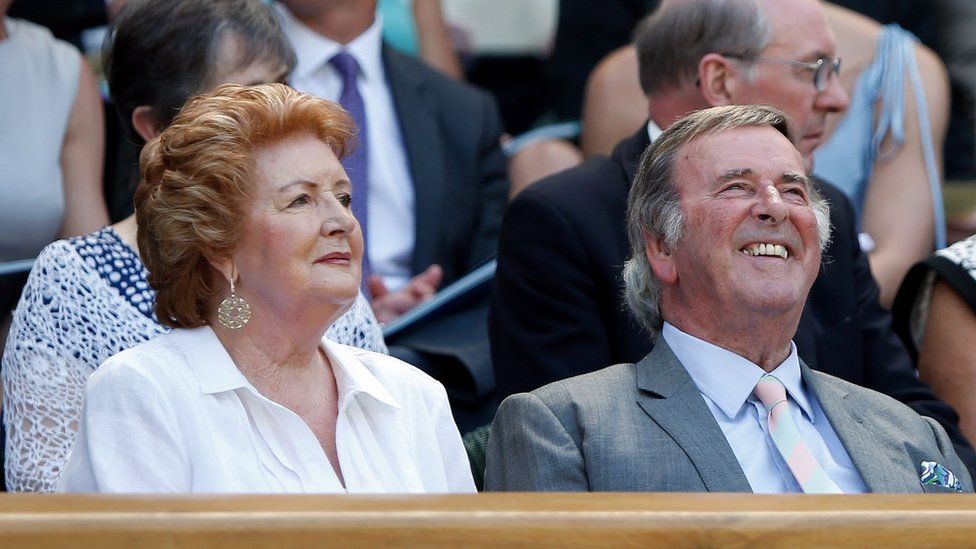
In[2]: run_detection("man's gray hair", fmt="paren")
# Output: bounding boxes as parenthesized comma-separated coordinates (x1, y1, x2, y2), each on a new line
(635, 0, 772, 95)
(623, 104, 832, 337)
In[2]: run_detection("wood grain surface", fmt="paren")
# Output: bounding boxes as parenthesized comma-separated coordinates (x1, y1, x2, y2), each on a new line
(0, 493, 973, 548)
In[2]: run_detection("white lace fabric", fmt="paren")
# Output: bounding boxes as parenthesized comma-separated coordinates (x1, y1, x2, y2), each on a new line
(2, 230, 386, 492)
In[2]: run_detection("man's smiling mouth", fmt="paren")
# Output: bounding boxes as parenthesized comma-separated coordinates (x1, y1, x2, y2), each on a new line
(741, 243, 788, 259)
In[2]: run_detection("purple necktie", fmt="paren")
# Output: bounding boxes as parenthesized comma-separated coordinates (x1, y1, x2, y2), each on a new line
(330, 51, 371, 283)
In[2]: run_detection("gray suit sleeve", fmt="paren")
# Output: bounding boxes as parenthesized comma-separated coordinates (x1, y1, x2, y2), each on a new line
(484, 392, 589, 491)
(922, 416, 975, 492)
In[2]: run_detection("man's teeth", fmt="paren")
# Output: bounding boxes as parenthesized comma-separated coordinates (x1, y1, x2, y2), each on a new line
(742, 243, 788, 259)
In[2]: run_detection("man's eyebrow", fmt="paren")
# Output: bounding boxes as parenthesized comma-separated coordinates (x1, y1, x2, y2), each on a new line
(781, 172, 810, 185)
(719, 168, 756, 181)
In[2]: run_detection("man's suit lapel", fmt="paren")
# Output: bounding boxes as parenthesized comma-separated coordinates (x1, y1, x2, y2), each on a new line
(382, 45, 447, 275)
(634, 340, 752, 492)
(801, 364, 920, 493)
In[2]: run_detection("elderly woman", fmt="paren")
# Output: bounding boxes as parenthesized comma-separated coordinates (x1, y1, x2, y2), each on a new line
(3, 0, 384, 493)
(58, 83, 475, 493)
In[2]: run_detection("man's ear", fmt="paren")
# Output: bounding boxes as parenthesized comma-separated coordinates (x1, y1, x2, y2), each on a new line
(132, 106, 162, 142)
(698, 53, 736, 107)
(644, 231, 678, 285)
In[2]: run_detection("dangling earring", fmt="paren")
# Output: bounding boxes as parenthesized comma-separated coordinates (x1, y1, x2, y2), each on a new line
(217, 277, 251, 329)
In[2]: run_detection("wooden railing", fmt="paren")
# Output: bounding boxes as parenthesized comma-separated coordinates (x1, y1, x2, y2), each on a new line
(1, 493, 974, 547)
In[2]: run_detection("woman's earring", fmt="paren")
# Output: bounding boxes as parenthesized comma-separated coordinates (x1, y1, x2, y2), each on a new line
(217, 277, 251, 329)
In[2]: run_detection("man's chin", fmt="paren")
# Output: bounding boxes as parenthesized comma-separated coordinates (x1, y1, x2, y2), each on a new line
(739, 286, 808, 318)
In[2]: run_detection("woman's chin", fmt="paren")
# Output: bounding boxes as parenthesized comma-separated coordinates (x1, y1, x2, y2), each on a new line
(311, 281, 361, 308)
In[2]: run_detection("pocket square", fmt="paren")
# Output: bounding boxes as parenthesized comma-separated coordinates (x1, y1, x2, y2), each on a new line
(920, 461, 963, 492)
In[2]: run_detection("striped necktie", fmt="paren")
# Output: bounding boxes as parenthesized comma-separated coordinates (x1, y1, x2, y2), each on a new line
(330, 50, 371, 285)
(753, 374, 842, 493)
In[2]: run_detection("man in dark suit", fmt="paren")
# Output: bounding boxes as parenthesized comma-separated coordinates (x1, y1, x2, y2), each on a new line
(275, 0, 507, 320)
(486, 105, 971, 493)
(489, 0, 976, 472)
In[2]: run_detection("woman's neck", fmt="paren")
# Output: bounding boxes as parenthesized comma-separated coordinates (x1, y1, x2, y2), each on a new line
(211, 315, 330, 388)
(113, 214, 139, 256)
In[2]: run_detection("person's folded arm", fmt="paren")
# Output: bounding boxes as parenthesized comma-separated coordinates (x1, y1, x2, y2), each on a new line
(59, 57, 109, 238)
(918, 279, 976, 450)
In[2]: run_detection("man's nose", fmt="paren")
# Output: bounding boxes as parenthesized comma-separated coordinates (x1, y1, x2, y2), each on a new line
(817, 70, 849, 113)
(754, 185, 789, 224)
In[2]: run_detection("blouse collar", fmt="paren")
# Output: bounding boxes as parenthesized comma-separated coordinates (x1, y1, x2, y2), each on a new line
(175, 325, 400, 410)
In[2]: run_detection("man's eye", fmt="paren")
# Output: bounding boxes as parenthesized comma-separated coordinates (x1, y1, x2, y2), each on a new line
(289, 194, 311, 207)
(722, 183, 746, 192)
(338, 193, 352, 207)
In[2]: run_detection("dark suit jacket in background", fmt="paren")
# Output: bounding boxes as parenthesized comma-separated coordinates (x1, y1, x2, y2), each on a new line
(489, 125, 976, 474)
(382, 46, 509, 285)
(381, 47, 508, 431)
(485, 340, 973, 493)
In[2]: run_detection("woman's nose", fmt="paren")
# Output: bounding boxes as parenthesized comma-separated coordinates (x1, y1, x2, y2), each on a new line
(320, 197, 357, 236)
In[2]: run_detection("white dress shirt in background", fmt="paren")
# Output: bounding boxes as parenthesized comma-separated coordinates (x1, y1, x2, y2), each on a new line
(277, 5, 416, 290)
(662, 322, 868, 494)
(58, 326, 475, 493)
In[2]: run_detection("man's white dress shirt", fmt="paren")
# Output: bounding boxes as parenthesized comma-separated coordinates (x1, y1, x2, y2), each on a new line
(662, 322, 868, 493)
(58, 326, 476, 493)
(277, 4, 416, 290)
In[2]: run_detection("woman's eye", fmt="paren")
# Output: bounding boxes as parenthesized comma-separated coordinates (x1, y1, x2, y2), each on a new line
(288, 194, 311, 207)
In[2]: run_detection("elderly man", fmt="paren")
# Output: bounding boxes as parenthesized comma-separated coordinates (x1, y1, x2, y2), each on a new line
(489, 0, 976, 472)
(485, 105, 971, 493)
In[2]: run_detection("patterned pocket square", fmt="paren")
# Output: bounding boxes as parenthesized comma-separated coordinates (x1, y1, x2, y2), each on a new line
(920, 461, 963, 492)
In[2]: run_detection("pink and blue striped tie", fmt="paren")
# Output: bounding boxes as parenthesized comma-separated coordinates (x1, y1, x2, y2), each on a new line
(753, 374, 842, 493)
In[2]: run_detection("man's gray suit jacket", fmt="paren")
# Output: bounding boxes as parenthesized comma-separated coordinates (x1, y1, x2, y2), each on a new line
(484, 340, 973, 493)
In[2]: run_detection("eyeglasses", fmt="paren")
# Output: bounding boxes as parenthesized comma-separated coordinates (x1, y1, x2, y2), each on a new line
(722, 53, 842, 92)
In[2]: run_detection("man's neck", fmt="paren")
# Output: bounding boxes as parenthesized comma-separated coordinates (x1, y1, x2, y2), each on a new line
(663, 308, 799, 372)
(648, 85, 709, 131)
(286, 0, 375, 45)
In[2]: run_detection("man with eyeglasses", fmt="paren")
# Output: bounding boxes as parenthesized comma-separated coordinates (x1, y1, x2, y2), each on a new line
(489, 0, 976, 474)
(721, 54, 842, 94)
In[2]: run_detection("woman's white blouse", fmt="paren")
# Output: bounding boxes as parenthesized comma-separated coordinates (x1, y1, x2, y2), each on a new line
(57, 326, 475, 493)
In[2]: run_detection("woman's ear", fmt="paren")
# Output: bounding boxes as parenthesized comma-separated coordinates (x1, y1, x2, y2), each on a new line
(698, 53, 736, 107)
(132, 106, 162, 142)
(644, 231, 678, 285)
(206, 255, 236, 290)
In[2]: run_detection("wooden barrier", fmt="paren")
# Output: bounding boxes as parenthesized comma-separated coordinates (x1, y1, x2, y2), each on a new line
(1, 493, 974, 548)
